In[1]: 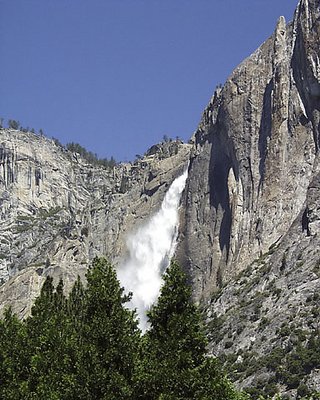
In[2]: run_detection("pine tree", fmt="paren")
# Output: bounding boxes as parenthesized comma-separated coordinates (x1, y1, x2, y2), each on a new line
(134, 261, 246, 400)
(8, 119, 20, 130)
(0, 308, 30, 399)
(0, 259, 250, 399)
(25, 277, 80, 399)
(76, 257, 141, 399)
(0, 259, 141, 399)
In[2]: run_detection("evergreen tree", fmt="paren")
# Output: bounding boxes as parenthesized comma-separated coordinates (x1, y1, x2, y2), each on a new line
(8, 119, 20, 130)
(25, 277, 79, 399)
(0, 308, 30, 399)
(0, 259, 251, 400)
(76, 257, 141, 399)
(0, 260, 140, 399)
(134, 261, 246, 400)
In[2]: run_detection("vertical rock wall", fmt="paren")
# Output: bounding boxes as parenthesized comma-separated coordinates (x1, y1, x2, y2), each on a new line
(177, 0, 320, 302)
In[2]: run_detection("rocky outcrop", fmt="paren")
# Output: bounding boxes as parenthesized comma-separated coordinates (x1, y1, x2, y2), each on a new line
(203, 170, 320, 397)
(0, 129, 190, 317)
(178, 0, 320, 301)
(175, 0, 320, 396)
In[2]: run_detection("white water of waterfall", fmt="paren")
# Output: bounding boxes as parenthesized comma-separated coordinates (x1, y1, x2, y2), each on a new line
(118, 167, 189, 331)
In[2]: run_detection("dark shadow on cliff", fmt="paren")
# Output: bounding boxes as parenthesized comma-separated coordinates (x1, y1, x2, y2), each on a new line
(208, 122, 237, 261)
(291, 19, 320, 151)
(258, 79, 273, 190)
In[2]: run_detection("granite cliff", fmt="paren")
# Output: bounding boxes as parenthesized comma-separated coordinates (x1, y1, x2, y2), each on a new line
(174, 0, 320, 396)
(0, 130, 190, 316)
(0, 0, 319, 397)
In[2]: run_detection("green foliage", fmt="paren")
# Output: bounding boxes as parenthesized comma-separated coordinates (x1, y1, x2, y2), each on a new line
(66, 142, 116, 169)
(52, 136, 63, 148)
(2, 120, 116, 167)
(0, 258, 140, 399)
(24, 277, 80, 398)
(5, 258, 318, 399)
(8, 119, 20, 130)
(77, 258, 140, 399)
(274, 334, 320, 390)
(234, 329, 320, 399)
(0, 308, 30, 399)
(134, 261, 245, 400)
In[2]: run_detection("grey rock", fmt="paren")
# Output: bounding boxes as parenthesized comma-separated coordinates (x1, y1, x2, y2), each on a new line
(175, 0, 320, 394)
(0, 130, 190, 317)
(178, 0, 319, 302)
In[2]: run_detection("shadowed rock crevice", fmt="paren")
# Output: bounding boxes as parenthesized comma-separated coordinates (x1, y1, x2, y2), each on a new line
(258, 79, 273, 187)
(302, 206, 311, 236)
(291, 0, 320, 152)
(208, 123, 238, 260)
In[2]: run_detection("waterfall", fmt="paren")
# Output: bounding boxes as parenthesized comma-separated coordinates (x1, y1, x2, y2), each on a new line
(118, 166, 188, 331)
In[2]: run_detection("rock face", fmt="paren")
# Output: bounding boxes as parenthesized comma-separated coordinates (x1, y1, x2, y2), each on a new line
(175, 0, 320, 396)
(178, 0, 320, 301)
(0, 0, 320, 396)
(0, 130, 190, 317)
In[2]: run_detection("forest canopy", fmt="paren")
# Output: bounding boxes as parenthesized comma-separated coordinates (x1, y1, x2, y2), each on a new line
(0, 258, 318, 400)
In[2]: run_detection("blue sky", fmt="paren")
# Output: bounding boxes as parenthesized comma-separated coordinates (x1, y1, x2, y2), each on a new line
(0, 0, 297, 161)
